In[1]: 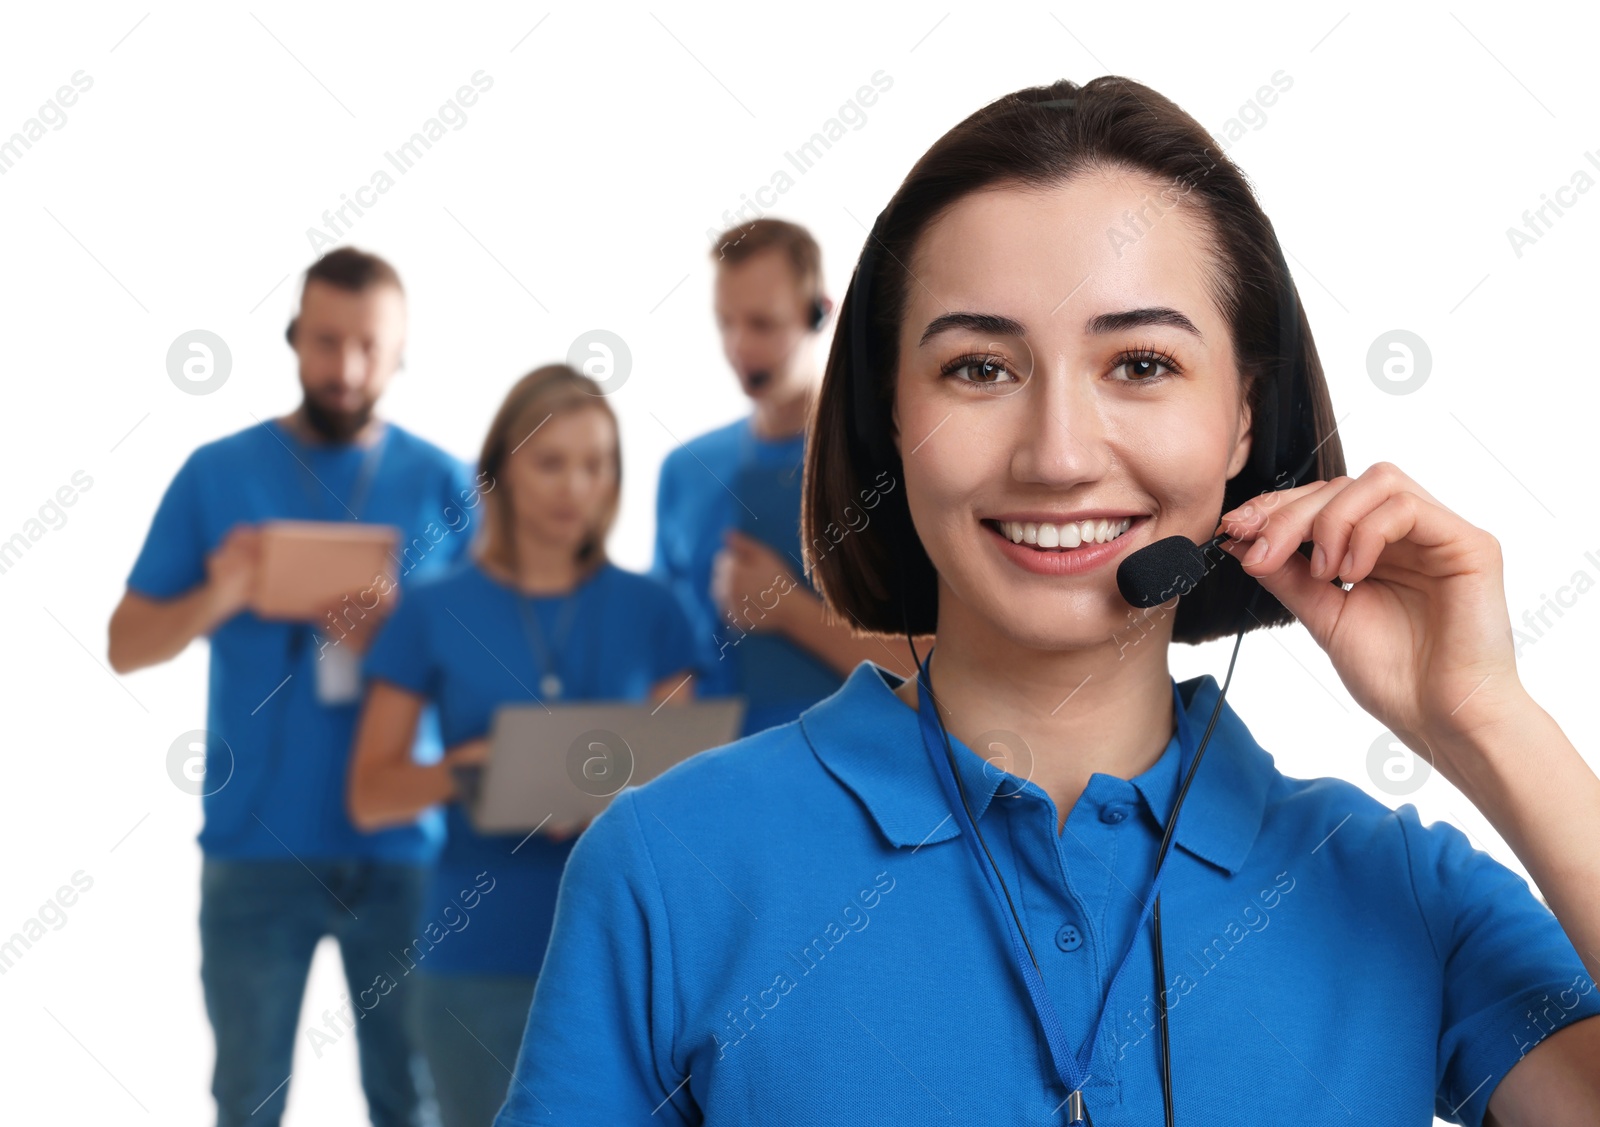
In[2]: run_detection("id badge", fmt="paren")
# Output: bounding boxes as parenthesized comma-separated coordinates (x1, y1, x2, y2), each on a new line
(314, 636, 363, 704)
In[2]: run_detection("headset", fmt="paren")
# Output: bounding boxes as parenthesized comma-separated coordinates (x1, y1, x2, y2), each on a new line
(747, 292, 829, 391)
(850, 200, 1323, 1125)
(807, 293, 828, 332)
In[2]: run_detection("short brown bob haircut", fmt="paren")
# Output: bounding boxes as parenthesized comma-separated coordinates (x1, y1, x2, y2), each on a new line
(803, 75, 1345, 645)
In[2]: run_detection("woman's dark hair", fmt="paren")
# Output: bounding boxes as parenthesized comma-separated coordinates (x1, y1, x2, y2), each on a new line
(476, 364, 621, 576)
(803, 75, 1345, 645)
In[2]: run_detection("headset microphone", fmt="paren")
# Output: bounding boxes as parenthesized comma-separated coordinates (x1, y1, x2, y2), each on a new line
(1116, 535, 1214, 609)
(744, 293, 826, 394)
(1114, 439, 1327, 611)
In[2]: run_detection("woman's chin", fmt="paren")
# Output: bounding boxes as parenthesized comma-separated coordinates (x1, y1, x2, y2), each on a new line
(966, 593, 1135, 656)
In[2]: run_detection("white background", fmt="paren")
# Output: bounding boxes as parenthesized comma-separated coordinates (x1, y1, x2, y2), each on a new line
(1, 2, 1595, 1123)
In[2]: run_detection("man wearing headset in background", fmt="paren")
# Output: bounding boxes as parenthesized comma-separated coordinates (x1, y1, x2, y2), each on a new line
(108, 247, 477, 1127)
(651, 218, 929, 737)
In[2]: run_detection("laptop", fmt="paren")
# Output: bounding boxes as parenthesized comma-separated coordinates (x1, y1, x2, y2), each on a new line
(462, 697, 747, 834)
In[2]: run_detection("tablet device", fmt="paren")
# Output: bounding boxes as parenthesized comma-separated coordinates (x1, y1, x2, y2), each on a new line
(467, 697, 747, 834)
(253, 520, 400, 621)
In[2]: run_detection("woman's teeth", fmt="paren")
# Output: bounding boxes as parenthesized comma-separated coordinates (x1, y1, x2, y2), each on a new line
(995, 516, 1133, 550)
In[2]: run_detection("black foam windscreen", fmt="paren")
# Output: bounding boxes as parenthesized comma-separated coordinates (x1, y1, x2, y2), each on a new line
(1116, 534, 1211, 609)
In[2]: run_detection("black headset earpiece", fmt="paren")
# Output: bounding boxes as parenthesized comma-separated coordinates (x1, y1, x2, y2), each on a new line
(285, 316, 298, 347)
(808, 294, 826, 332)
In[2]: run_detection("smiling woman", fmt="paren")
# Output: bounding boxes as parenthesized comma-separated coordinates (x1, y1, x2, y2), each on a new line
(491, 75, 1600, 1127)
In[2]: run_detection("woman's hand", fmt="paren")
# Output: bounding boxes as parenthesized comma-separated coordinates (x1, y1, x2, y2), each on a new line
(712, 530, 801, 634)
(1215, 461, 1530, 771)
(444, 737, 491, 768)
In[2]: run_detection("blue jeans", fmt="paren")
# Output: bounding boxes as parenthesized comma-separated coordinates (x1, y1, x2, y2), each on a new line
(198, 857, 439, 1127)
(408, 969, 539, 1127)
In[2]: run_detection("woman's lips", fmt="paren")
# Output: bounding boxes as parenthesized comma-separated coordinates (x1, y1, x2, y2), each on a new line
(981, 516, 1146, 577)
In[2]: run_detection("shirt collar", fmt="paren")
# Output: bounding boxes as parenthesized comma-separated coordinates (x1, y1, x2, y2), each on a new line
(798, 660, 1275, 874)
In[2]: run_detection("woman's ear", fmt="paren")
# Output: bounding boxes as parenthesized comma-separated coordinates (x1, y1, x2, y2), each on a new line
(1226, 399, 1253, 480)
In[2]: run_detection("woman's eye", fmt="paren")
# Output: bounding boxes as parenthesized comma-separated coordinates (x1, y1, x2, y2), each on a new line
(943, 356, 1016, 389)
(1112, 353, 1178, 383)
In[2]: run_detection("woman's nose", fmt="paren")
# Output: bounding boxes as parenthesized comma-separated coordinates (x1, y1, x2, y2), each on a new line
(1008, 365, 1109, 486)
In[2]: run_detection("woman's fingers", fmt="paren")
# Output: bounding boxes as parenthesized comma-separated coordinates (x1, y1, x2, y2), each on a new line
(1222, 464, 1470, 583)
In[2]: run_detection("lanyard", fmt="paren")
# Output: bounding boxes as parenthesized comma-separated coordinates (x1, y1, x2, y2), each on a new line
(913, 646, 1197, 1124)
(287, 420, 390, 523)
(514, 587, 585, 700)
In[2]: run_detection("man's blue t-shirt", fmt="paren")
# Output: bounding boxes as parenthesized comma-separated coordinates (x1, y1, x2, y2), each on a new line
(125, 418, 479, 861)
(650, 414, 844, 738)
(361, 557, 700, 977)
(493, 661, 1600, 1125)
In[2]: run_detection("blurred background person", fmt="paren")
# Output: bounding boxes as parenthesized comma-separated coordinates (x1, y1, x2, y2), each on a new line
(348, 364, 701, 1127)
(108, 247, 475, 1127)
(651, 217, 929, 737)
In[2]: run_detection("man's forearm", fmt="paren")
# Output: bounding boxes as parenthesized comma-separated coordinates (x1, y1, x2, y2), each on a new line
(108, 584, 233, 674)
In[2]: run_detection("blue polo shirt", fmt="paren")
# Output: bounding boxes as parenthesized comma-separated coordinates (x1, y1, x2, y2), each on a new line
(493, 660, 1600, 1125)
(361, 557, 701, 977)
(650, 414, 844, 738)
(125, 418, 478, 861)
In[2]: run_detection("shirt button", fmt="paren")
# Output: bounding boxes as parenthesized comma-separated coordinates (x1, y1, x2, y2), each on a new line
(1055, 923, 1083, 952)
(1100, 805, 1129, 824)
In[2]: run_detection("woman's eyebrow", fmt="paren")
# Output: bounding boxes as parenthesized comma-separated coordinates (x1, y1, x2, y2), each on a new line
(919, 306, 1203, 345)
(1085, 307, 1203, 340)
(919, 311, 1025, 345)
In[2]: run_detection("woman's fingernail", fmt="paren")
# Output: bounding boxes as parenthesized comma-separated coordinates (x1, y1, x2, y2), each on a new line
(1310, 545, 1325, 577)
(1244, 538, 1270, 565)
(1339, 549, 1354, 576)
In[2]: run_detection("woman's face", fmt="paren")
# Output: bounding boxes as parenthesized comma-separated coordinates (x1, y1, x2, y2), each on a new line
(891, 170, 1254, 650)
(502, 403, 618, 554)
